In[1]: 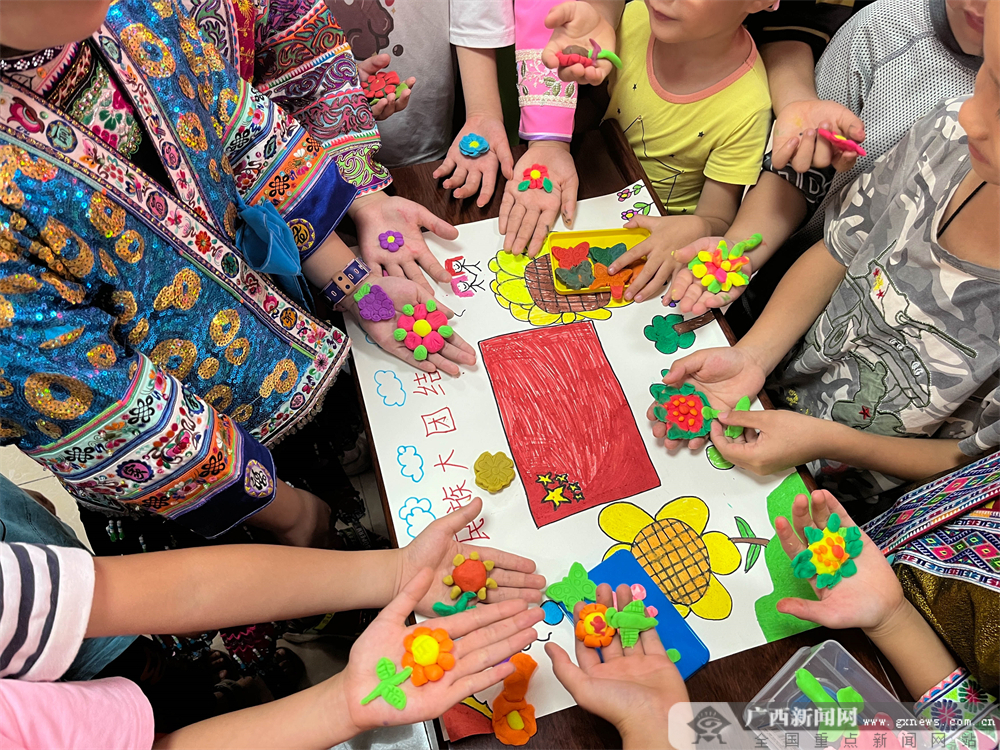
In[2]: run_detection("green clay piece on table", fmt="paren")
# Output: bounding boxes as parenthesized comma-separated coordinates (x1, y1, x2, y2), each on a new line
(426, 299, 437, 313)
(354, 282, 371, 302)
(402, 304, 415, 316)
(546, 561, 597, 611)
(794, 668, 864, 743)
(439, 325, 453, 338)
(433, 591, 478, 616)
(517, 180, 530, 192)
(393, 328, 407, 342)
(543, 178, 553, 193)
(725, 396, 752, 439)
(790, 513, 863, 589)
(644, 314, 695, 355)
(606, 599, 658, 648)
(360, 657, 412, 710)
(588, 243, 628, 269)
(596, 49, 623, 68)
(795, 668, 835, 707)
(414, 345, 428, 361)
(706, 444, 734, 470)
(555, 260, 596, 290)
(667, 648, 681, 663)
(649, 382, 715, 440)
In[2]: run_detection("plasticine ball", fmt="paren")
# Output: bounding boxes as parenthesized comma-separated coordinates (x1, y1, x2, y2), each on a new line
(404, 331, 422, 350)
(410, 633, 441, 667)
(414, 345, 428, 361)
(413, 319, 432, 337)
(393, 328, 407, 342)
(423, 331, 445, 354)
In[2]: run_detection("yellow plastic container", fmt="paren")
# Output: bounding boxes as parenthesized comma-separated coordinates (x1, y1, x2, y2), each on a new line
(542, 228, 650, 296)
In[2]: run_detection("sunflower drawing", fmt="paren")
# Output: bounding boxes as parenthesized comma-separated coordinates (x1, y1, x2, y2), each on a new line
(598, 496, 768, 620)
(489, 249, 631, 327)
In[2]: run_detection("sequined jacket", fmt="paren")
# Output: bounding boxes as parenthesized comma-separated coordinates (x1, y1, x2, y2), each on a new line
(0, 0, 382, 537)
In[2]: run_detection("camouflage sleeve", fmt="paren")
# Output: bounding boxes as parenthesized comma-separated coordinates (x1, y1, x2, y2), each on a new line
(954, 381, 1000, 456)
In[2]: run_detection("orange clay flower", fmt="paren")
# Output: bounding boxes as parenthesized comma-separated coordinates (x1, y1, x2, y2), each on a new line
(402, 627, 456, 686)
(575, 603, 616, 648)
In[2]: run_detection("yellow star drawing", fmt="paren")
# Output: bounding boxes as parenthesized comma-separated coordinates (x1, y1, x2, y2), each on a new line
(535, 473, 553, 485)
(543, 486, 570, 508)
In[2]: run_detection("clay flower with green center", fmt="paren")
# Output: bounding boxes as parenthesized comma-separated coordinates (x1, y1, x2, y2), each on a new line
(474, 451, 516, 493)
(518, 164, 553, 193)
(791, 513, 863, 589)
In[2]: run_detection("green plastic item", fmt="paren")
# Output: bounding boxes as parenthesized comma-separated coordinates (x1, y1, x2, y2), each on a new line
(433, 591, 478, 616)
(414, 345, 428, 361)
(546, 562, 597, 610)
(725, 395, 752, 439)
(794, 668, 863, 742)
(606, 599, 658, 648)
(597, 49, 622, 68)
(361, 657, 412, 710)
(730, 233, 763, 257)
(706, 444, 734, 470)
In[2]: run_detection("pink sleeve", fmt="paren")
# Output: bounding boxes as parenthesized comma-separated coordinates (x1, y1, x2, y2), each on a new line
(515, 0, 577, 141)
(0, 677, 154, 750)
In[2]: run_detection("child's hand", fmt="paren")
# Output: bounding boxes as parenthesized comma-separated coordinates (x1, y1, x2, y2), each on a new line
(608, 215, 712, 303)
(499, 142, 578, 256)
(667, 236, 755, 314)
(348, 276, 477, 376)
(775, 490, 906, 633)
(772, 99, 865, 174)
(358, 53, 415, 121)
(352, 192, 456, 296)
(342, 568, 543, 734)
(546, 583, 688, 747)
(433, 114, 514, 207)
(396, 498, 546, 616)
(541, 1, 618, 86)
(708, 409, 836, 475)
(649, 347, 768, 450)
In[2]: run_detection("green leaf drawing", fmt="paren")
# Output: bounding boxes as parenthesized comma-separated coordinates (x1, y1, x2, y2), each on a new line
(555, 260, 595, 289)
(588, 243, 628, 268)
(734, 516, 762, 573)
(634, 200, 652, 215)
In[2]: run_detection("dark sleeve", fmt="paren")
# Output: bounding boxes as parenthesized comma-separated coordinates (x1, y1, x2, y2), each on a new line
(744, 0, 876, 62)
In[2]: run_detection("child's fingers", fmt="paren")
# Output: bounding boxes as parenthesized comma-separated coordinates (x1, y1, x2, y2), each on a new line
(443, 166, 469, 191)
(434, 497, 483, 535)
(450, 608, 543, 666)
(814, 489, 855, 528)
(489, 567, 547, 592)
(546, 642, 596, 703)
(776, 597, 830, 627)
(478, 163, 498, 207)
(639, 619, 666, 657)
(437, 598, 530, 640)
(775, 515, 806, 560)
(631, 258, 674, 303)
(677, 278, 707, 313)
(511, 208, 541, 255)
(433, 156, 456, 180)
(498, 190, 516, 235)
(790, 493, 814, 544)
(465, 543, 539, 576)
(572, 601, 603, 670)
(790, 129, 818, 174)
(454, 170, 483, 201)
(446, 661, 517, 707)
(607, 240, 648, 275)
(595, 584, 624, 661)
(667, 267, 695, 303)
(561, 177, 578, 229)
(807, 488, 832, 530)
(528, 208, 559, 257)
(770, 134, 801, 171)
(496, 140, 515, 181)
(502, 205, 528, 251)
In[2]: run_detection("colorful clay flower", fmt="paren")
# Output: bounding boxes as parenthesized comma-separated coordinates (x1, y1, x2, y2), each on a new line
(443, 551, 497, 601)
(353, 283, 395, 322)
(402, 627, 455, 686)
(492, 654, 538, 746)
(687, 236, 756, 294)
(791, 513, 863, 589)
(517, 164, 553, 193)
(575, 602, 616, 648)
(459, 133, 490, 158)
(363, 70, 407, 101)
(474, 451, 516, 493)
(818, 128, 867, 157)
(649, 382, 714, 439)
(379, 230, 405, 252)
(392, 299, 453, 361)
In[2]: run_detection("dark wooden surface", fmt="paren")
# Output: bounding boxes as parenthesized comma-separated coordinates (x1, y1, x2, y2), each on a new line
(358, 121, 898, 749)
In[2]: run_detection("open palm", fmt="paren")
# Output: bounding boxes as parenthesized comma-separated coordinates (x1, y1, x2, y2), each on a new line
(775, 490, 905, 632)
(396, 499, 546, 617)
(648, 346, 768, 449)
(343, 568, 544, 732)
(541, 1, 617, 85)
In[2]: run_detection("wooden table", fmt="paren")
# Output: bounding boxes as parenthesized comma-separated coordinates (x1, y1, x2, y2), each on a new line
(358, 121, 904, 749)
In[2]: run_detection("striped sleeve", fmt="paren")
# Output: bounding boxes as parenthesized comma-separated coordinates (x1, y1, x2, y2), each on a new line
(0, 543, 94, 681)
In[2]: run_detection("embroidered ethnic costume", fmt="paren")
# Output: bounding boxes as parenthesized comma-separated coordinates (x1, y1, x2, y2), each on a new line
(0, 0, 386, 538)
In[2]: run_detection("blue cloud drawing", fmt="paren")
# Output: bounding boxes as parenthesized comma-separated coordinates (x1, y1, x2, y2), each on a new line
(374, 370, 405, 407)
(397, 446, 424, 483)
(398, 497, 436, 538)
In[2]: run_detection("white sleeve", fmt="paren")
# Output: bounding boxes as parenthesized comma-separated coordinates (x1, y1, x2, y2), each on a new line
(450, 0, 515, 47)
(0, 543, 95, 681)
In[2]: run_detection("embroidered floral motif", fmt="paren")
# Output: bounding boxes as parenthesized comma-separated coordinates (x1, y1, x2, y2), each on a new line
(120, 23, 177, 78)
(176, 112, 208, 151)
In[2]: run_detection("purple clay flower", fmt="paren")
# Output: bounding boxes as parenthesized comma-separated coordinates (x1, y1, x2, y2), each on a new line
(378, 230, 405, 252)
(357, 284, 396, 322)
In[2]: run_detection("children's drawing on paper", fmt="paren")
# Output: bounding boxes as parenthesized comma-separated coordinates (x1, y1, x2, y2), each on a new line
(480, 322, 660, 527)
(598, 496, 768, 621)
(445, 256, 486, 298)
(374, 370, 405, 406)
(398, 497, 435, 538)
(397, 446, 424, 482)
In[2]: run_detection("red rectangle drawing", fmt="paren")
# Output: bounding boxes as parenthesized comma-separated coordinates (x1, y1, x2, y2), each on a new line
(479, 321, 660, 527)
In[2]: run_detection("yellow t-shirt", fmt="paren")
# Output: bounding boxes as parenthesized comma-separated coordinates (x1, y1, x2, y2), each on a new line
(606, 2, 772, 214)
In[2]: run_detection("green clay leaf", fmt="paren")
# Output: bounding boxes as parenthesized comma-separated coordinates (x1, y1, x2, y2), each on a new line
(840, 558, 858, 578)
(414, 345, 428, 361)
(393, 328, 407, 342)
(827, 513, 841, 532)
(402, 304, 415, 316)
(702, 406, 721, 420)
(438, 325, 454, 338)
(816, 573, 837, 589)
(795, 669, 834, 706)
(706, 445, 734, 470)
(375, 657, 397, 682)
(734, 396, 752, 411)
(425, 298, 437, 313)
(843, 525, 861, 541)
(588, 243, 629, 268)
(354, 283, 371, 302)
(653, 405, 668, 422)
(381, 684, 407, 710)
(803, 526, 823, 544)
(725, 423, 744, 439)
(836, 686, 864, 708)
(543, 177, 553, 193)
(650, 383, 669, 401)
(517, 180, 530, 192)
(845, 539, 864, 558)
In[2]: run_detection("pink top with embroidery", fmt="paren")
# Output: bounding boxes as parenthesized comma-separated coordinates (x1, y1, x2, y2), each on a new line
(515, 0, 578, 142)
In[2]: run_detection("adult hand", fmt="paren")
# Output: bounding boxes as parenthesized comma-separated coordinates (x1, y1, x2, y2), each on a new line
(541, 0, 618, 86)
(771, 99, 865, 174)
(341, 568, 543, 734)
(349, 276, 476, 376)
(775, 490, 905, 632)
(352, 192, 457, 296)
(394, 498, 546, 617)
(607, 215, 711, 303)
(357, 53, 415, 121)
(499, 142, 578, 256)
(667, 236, 755, 314)
(649, 346, 768, 451)
(433, 114, 514, 207)
(708, 409, 835, 475)
(546, 583, 687, 747)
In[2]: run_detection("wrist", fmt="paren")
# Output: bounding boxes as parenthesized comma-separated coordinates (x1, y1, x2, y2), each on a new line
(863, 596, 917, 646)
(527, 140, 571, 154)
(321, 672, 367, 743)
(347, 190, 384, 221)
(619, 713, 674, 750)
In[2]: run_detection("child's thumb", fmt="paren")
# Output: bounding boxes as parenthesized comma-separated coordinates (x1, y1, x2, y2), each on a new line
(439, 497, 483, 533)
(545, 643, 588, 695)
(381, 568, 435, 622)
(776, 597, 827, 626)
